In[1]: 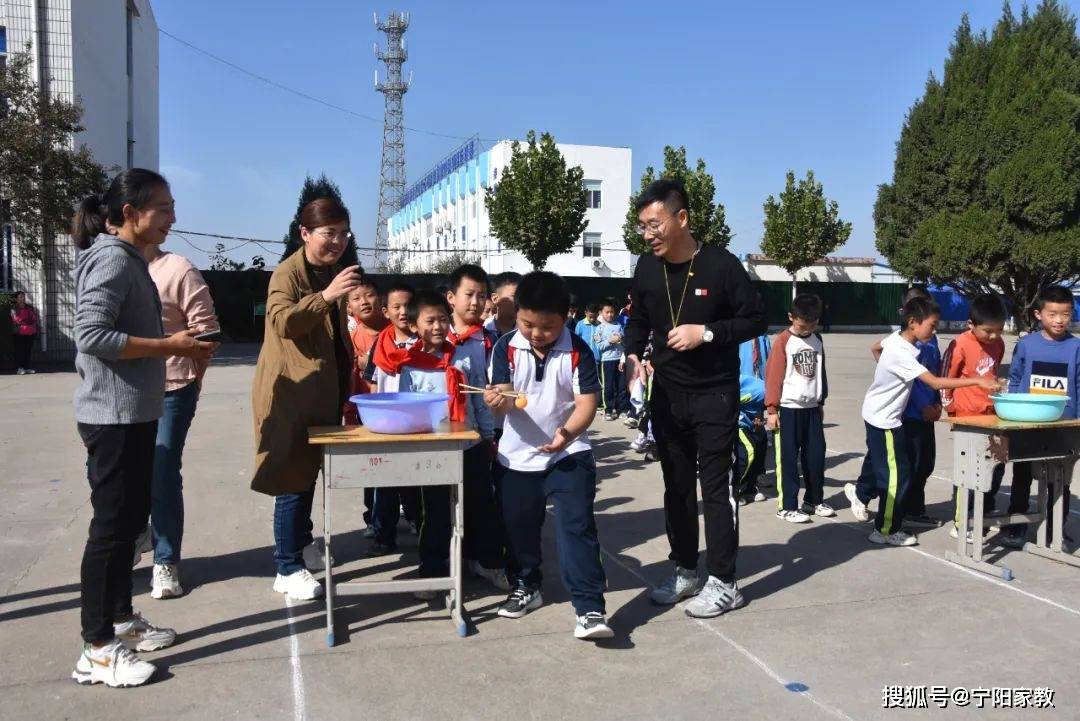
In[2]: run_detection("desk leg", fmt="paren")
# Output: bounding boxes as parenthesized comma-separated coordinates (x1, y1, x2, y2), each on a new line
(1035, 468, 1049, 548)
(323, 456, 335, 648)
(448, 478, 467, 637)
(1022, 460, 1080, 568)
(945, 477, 1013, 580)
(972, 488, 985, 562)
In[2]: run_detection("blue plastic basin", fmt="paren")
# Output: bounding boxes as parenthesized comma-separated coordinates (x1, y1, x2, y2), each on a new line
(990, 393, 1066, 423)
(350, 392, 449, 434)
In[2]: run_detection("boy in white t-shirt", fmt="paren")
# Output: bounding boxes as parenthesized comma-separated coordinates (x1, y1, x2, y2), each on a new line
(845, 298, 1001, 546)
(484, 271, 612, 641)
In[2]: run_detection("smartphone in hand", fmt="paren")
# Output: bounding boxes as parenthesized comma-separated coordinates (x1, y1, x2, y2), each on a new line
(194, 330, 223, 343)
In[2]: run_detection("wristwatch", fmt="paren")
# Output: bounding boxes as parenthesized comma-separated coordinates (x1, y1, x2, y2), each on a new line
(702, 327, 714, 343)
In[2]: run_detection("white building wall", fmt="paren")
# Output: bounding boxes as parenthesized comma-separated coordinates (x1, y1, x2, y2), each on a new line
(745, 258, 876, 283)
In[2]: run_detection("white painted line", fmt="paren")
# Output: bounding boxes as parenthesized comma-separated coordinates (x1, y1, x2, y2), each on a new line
(598, 546, 855, 721)
(284, 597, 307, 721)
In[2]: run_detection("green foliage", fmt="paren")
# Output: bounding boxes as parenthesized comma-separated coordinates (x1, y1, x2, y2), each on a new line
(874, 1, 1080, 326)
(762, 170, 852, 278)
(279, 174, 359, 267)
(622, 146, 732, 254)
(0, 50, 108, 261)
(427, 250, 481, 275)
(484, 130, 588, 269)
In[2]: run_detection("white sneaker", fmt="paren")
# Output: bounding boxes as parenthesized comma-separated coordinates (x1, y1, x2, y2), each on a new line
(869, 529, 917, 546)
(114, 612, 176, 651)
(776, 509, 811, 523)
(574, 612, 614, 640)
(302, 542, 328, 571)
(811, 502, 836, 518)
(72, 641, 155, 687)
(753, 491, 767, 502)
(629, 433, 648, 452)
(684, 576, 745, 618)
(150, 564, 183, 599)
(949, 524, 978, 543)
(623, 415, 639, 428)
(25, 368, 35, 374)
(132, 525, 152, 567)
(468, 560, 511, 591)
(649, 565, 701, 605)
(844, 483, 869, 522)
(16, 368, 26, 375)
(273, 569, 323, 601)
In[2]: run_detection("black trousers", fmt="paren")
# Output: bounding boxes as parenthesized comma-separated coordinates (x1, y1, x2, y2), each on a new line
(650, 381, 739, 582)
(1006, 462, 1072, 536)
(734, 425, 768, 498)
(13, 333, 35, 369)
(901, 418, 936, 516)
(77, 421, 157, 644)
(774, 406, 826, 510)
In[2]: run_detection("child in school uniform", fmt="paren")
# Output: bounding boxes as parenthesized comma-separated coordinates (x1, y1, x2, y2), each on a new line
(765, 294, 833, 523)
(739, 334, 772, 381)
(846, 298, 1001, 546)
(596, 298, 628, 420)
(574, 302, 602, 363)
(485, 271, 613, 641)
(941, 294, 1008, 541)
(363, 282, 421, 553)
(735, 373, 769, 506)
(1002, 286, 1080, 548)
(445, 264, 510, 591)
(870, 286, 942, 529)
(367, 289, 491, 588)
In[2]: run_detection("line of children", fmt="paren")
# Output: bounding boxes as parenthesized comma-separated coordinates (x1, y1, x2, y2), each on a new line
(941, 294, 1008, 541)
(846, 297, 1001, 546)
(1002, 286, 1080, 549)
(484, 271, 521, 343)
(765, 294, 833, 523)
(485, 271, 613, 640)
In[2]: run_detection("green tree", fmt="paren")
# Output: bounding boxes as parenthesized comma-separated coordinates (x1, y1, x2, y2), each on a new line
(622, 146, 732, 254)
(762, 170, 852, 297)
(279, 174, 359, 267)
(484, 130, 588, 269)
(428, 250, 482, 275)
(875, 2, 1080, 327)
(0, 49, 107, 261)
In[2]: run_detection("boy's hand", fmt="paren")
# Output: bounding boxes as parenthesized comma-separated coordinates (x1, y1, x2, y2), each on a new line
(538, 427, 572, 454)
(618, 359, 625, 372)
(976, 376, 1005, 392)
(611, 333, 622, 344)
(922, 404, 942, 423)
(765, 412, 779, 431)
(484, 384, 513, 413)
(752, 416, 766, 428)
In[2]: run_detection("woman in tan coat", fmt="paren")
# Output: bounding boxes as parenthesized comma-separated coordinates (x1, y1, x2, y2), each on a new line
(251, 197, 362, 601)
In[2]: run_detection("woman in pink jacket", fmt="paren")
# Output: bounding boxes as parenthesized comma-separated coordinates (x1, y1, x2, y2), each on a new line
(10, 291, 39, 375)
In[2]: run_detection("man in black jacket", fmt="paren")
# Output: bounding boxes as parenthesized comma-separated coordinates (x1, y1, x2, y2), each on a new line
(624, 178, 766, 618)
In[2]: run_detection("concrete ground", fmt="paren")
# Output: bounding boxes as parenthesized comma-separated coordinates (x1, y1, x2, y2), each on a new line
(0, 333, 1076, 721)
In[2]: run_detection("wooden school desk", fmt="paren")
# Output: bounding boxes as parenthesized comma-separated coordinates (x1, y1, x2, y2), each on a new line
(942, 415, 1080, 580)
(308, 422, 480, 645)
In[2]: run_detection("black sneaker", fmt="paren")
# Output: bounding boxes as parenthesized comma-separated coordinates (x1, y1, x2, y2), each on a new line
(574, 612, 614, 640)
(365, 541, 398, 557)
(905, 513, 940, 528)
(1000, 529, 1027, 549)
(497, 586, 543, 619)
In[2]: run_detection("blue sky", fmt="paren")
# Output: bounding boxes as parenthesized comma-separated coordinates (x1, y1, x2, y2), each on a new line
(154, 0, 1015, 269)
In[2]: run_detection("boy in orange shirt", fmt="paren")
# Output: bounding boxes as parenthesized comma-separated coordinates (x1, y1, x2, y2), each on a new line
(940, 293, 1007, 540)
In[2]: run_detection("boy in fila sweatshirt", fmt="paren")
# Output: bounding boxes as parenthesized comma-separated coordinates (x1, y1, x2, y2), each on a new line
(765, 294, 832, 523)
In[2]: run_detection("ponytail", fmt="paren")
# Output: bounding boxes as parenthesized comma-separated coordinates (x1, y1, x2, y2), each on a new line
(71, 168, 169, 249)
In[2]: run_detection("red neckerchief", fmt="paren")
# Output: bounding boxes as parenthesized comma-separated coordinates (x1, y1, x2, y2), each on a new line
(372, 326, 467, 422)
(448, 323, 493, 354)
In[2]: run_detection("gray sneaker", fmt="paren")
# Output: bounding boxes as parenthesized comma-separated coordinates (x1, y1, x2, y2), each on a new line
(114, 612, 176, 652)
(684, 576, 745, 618)
(649, 565, 701, 605)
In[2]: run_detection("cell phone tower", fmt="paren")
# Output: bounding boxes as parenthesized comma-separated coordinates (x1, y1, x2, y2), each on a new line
(373, 11, 411, 268)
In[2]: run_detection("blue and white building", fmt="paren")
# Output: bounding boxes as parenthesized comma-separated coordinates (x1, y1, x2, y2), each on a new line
(386, 139, 633, 277)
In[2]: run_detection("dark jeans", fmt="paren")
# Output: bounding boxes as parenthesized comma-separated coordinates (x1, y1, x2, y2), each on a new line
(151, 381, 199, 565)
(274, 486, 315, 575)
(774, 406, 826, 510)
(854, 422, 911, 535)
(371, 486, 421, 545)
(600, 359, 628, 413)
(495, 452, 606, 615)
(1006, 462, 1072, 537)
(13, 333, 35, 369)
(735, 425, 768, 498)
(650, 381, 739, 582)
(901, 418, 936, 517)
(78, 421, 157, 644)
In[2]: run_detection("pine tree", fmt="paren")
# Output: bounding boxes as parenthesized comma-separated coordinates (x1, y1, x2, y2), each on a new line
(279, 174, 359, 267)
(875, 1, 1080, 326)
(622, 146, 731, 254)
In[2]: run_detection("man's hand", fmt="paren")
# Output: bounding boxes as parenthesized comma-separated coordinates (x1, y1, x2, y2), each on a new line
(922, 404, 942, 423)
(538, 427, 573, 454)
(765, 412, 779, 431)
(667, 324, 706, 352)
(624, 354, 647, 391)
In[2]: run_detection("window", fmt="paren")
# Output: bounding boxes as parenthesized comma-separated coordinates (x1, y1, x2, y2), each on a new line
(461, 225, 466, 243)
(584, 180, 602, 209)
(583, 232, 601, 258)
(0, 27, 7, 54)
(471, 199, 476, 218)
(493, 167, 498, 180)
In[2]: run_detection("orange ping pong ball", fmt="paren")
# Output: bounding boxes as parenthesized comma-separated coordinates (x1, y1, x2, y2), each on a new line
(514, 396, 528, 410)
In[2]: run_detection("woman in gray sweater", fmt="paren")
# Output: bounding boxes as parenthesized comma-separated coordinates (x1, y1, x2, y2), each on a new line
(70, 169, 216, 688)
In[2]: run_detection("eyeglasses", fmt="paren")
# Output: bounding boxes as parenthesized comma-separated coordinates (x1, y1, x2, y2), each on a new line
(314, 228, 354, 242)
(636, 213, 679, 236)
